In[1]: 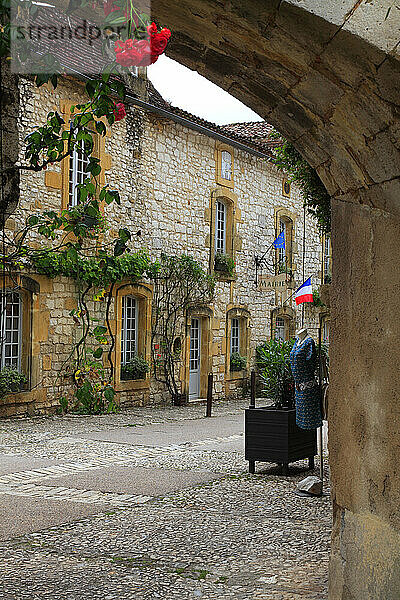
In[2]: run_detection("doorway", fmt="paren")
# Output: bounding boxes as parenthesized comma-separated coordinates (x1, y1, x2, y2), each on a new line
(189, 317, 201, 400)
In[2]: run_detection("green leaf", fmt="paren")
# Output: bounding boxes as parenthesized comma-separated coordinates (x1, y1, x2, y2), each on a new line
(113, 239, 126, 257)
(93, 347, 103, 359)
(28, 215, 39, 226)
(118, 228, 131, 243)
(95, 120, 107, 136)
(67, 245, 78, 262)
(93, 325, 108, 336)
(104, 386, 115, 403)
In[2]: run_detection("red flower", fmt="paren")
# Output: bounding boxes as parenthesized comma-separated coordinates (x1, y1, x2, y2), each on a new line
(113, 102, 126, 122)
(114, 25, 171, 67)
(150, 29, 171, 56)
(154, 344, 159, 350)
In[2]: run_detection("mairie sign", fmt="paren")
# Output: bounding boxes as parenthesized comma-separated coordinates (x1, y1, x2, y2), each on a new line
(258, 273, 287, 292)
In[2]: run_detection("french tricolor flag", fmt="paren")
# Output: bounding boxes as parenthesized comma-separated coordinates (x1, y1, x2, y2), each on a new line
(295, 277, 313, 305)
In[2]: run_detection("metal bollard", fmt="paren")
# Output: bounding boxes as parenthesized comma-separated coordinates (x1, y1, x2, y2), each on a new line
(250, 370, 256, 408)
(206, 373, 213, 417)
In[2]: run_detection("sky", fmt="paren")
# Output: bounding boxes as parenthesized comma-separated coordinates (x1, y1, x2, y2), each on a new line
(147, 55, 263, 126)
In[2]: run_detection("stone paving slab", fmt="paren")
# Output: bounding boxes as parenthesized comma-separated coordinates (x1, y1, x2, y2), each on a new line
(0, 454, 59, 476)
(73, 414, 244, 447)
(37, 466, 226, 496)
(0, 495, 109, 540)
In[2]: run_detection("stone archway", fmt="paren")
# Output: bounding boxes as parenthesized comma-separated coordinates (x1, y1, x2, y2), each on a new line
(151, 2, 400, 598)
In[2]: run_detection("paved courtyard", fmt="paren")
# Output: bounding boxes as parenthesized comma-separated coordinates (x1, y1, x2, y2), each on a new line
(0, 400, 331, 599)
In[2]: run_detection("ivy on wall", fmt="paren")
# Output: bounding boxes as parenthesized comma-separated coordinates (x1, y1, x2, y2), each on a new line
(273, 139, 331, 234)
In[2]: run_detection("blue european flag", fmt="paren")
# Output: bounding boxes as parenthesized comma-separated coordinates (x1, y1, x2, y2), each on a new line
(272, 230, 285, 249)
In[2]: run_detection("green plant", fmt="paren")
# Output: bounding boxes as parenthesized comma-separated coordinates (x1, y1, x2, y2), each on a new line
(256, 339, 295, 409)
(0, 368, 27, 398)
(230, 352, 247, 372)
(312, 289, 326, 307)
(214, 252, 235, 277)
(71, 358, 118, 414)
(324, 271, 332, 284)
(273, 138, 331, 234)
(121, 355, 150, 380)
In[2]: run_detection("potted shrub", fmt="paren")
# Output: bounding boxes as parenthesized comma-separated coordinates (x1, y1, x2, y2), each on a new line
(244, 339, 317, 474)
(120, 355, 149, 381)
(230, 352, 247, 372)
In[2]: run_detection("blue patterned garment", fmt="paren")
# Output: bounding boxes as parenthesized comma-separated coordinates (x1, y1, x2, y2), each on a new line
(289, 337, 322, 430)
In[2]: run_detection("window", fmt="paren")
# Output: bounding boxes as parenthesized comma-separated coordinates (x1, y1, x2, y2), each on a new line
(215, 144, 234, 188)
(282, 179, 291, 197)
(221, 151, 232, 181)
(226, 308, 250, 377)
(230, 318, 240, 354)
(271, 308, 294, 341)
(275, 211, 294, 275)
(0, 291, 21, 370)
(278, 219, 286, 270)
(274, 317, 285, 341)
(323, 319, 330, 345)
(114, 283, 152, 392)
(68, 138, 90, 207)
(121, 295, 137, 366)
(215, 200, 227, 255)
(323, 235, 331, 283)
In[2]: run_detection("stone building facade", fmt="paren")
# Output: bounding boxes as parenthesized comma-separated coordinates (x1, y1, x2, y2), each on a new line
(0, 72, 328, 416)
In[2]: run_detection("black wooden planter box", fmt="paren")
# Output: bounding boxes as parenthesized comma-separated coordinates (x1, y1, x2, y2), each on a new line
(245, 407, 317, 474)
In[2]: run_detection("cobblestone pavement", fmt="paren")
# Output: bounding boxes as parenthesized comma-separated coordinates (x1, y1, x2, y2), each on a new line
(0, 399, 331, 599)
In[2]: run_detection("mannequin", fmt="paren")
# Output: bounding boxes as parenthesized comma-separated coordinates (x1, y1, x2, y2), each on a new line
(295, 327, 310, 342)
(289, 329, 322, 430)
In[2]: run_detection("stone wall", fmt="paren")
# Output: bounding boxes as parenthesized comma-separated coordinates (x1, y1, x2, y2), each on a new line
(2, 74, 323, 414)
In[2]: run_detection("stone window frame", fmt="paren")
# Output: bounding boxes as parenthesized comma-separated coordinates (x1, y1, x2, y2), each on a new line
(225, 306, 250, 380)
(215, 142, 234, 189)
(43, 99, 111, 212)
(209, 187, 240, 279)
(113, 282, 152, 393)
(183, 306, 213, 400)
(274, 207, 296, 275)
(271, 306, 295, 341)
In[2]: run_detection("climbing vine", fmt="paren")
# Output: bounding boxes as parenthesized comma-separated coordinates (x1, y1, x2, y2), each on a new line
(273, 138, 331, 234)
(150, 254, 215, 405)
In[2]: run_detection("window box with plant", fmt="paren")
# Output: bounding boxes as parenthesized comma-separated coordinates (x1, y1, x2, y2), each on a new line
(244, 339, 317, 475)
(120, 355, 150, 381)
(0, 368, 27, 399)
(214, 252, 235, 277)
(230, 352, 247, 372)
